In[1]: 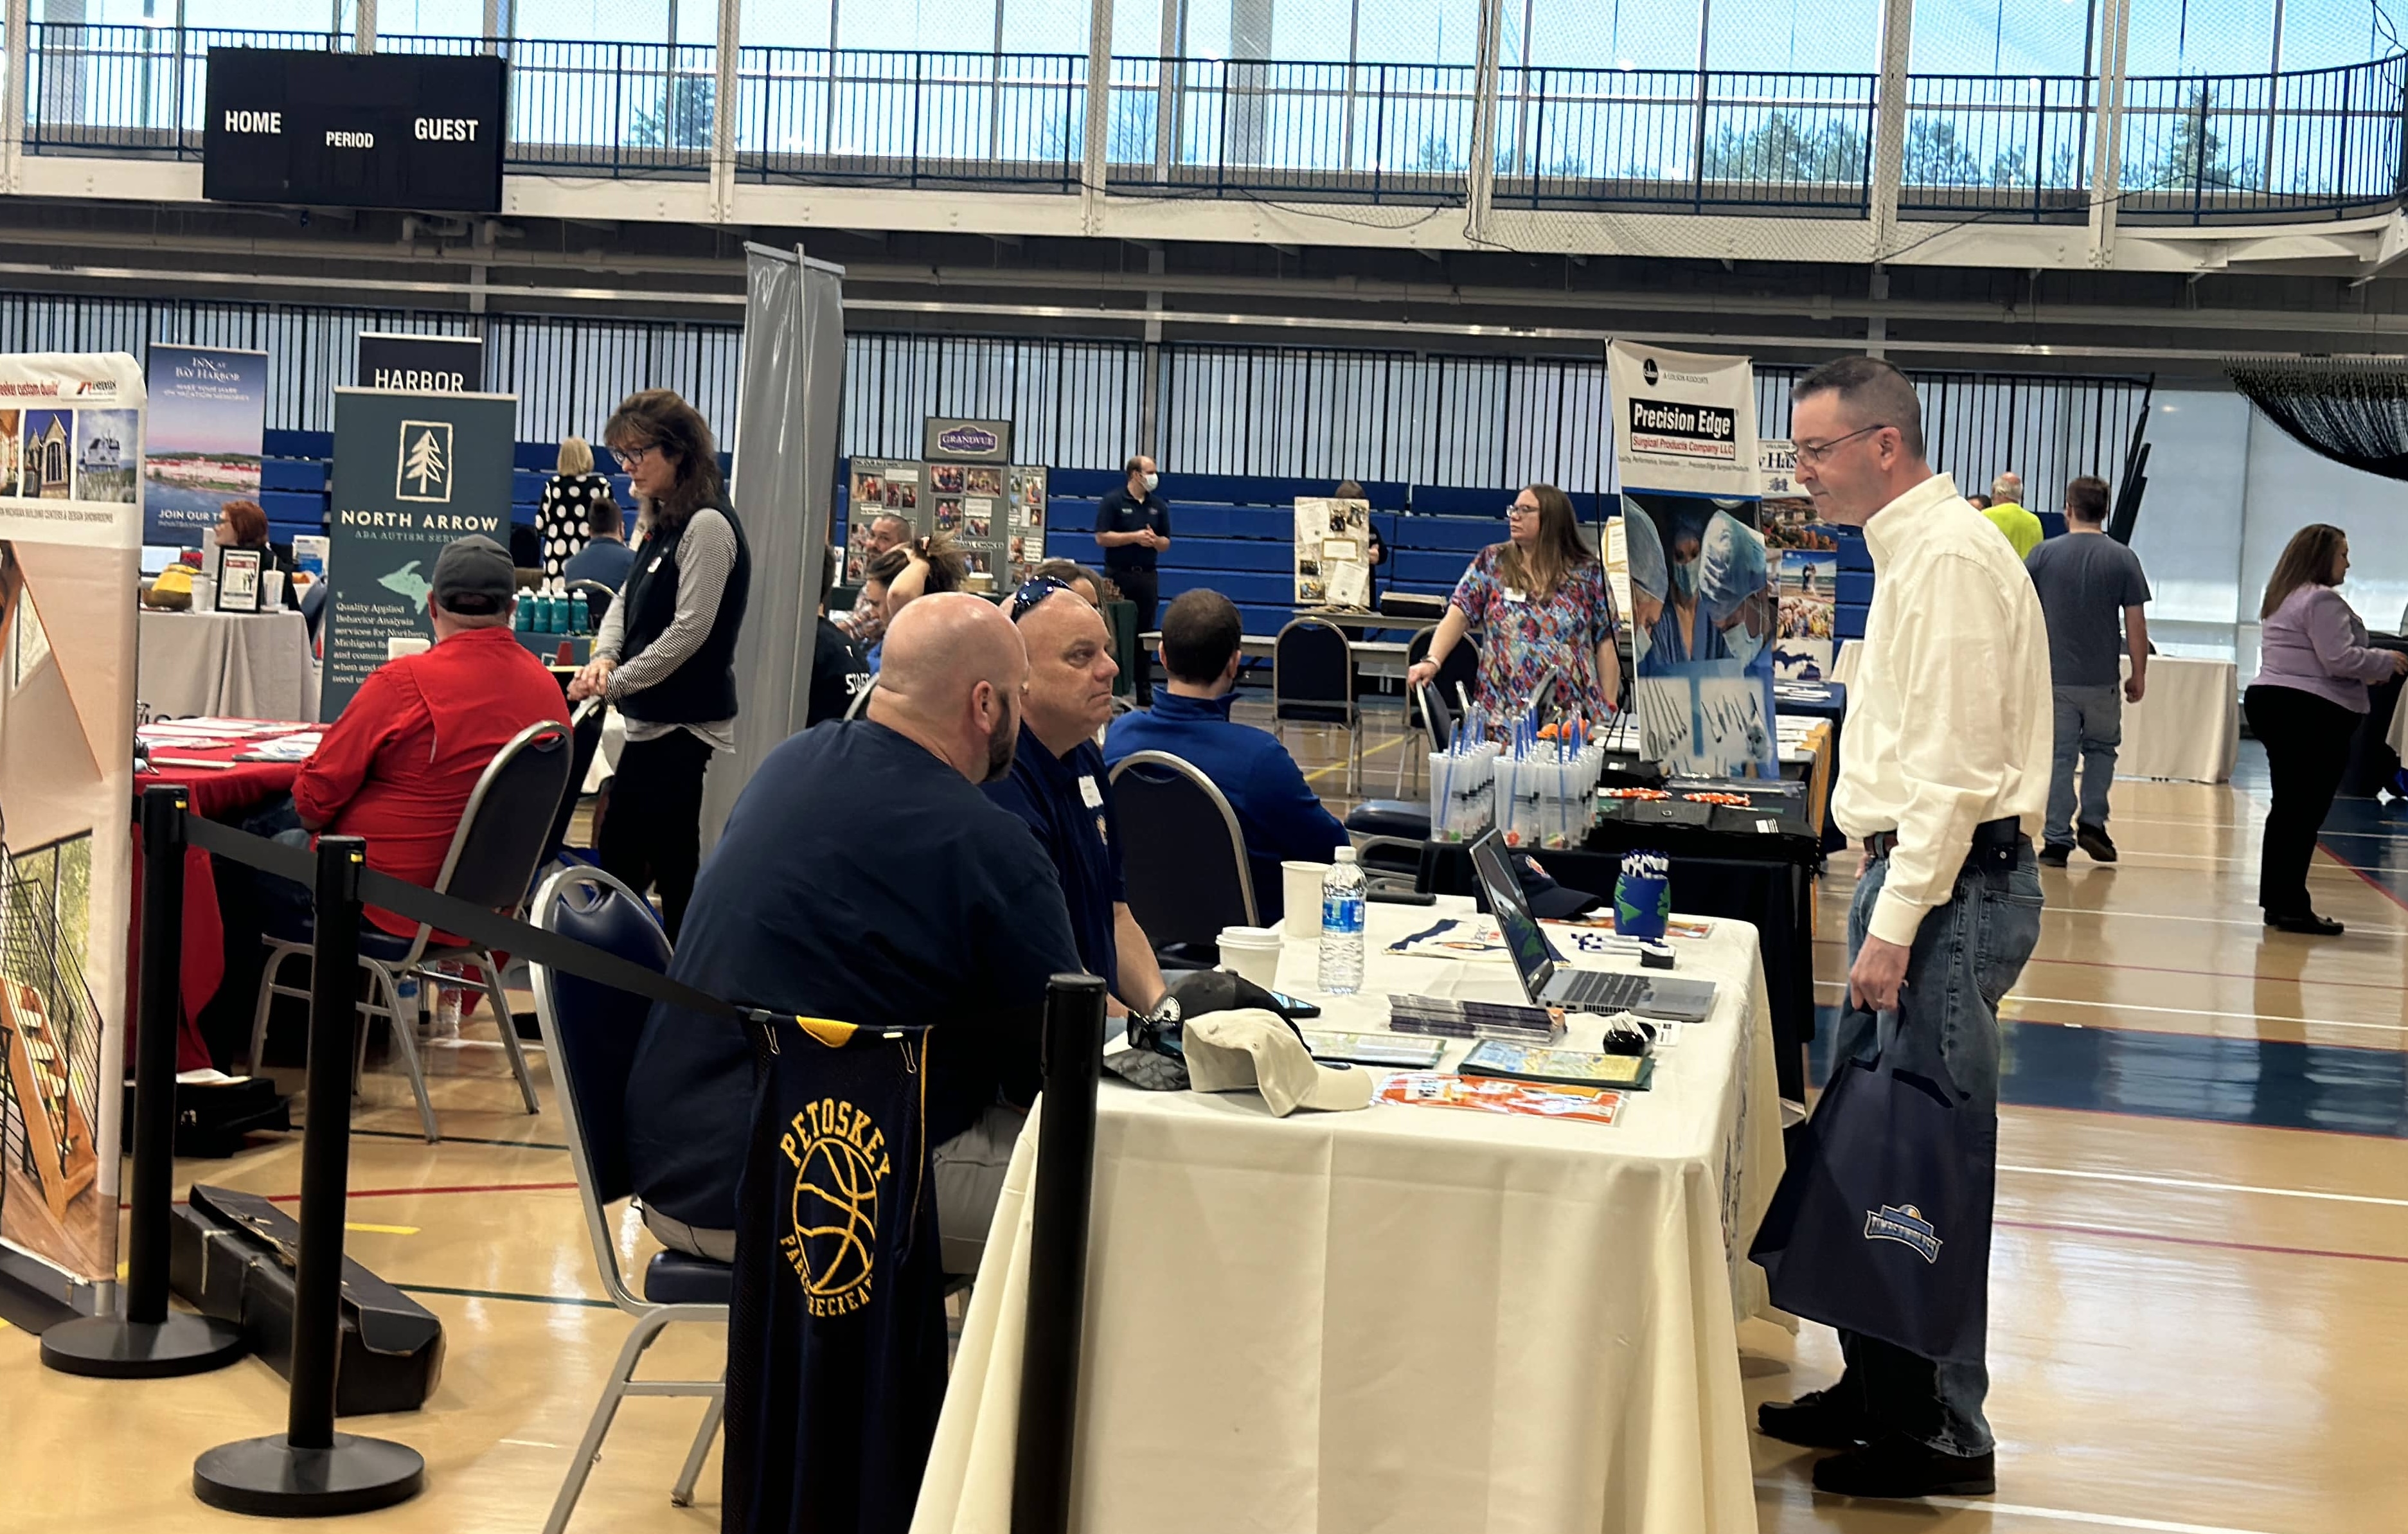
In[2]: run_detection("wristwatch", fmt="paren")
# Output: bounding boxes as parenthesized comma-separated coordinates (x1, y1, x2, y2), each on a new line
(1126, 994, 1184, 1057)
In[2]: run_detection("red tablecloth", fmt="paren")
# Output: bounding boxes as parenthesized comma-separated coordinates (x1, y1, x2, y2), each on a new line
(128, 734, 308, 1072)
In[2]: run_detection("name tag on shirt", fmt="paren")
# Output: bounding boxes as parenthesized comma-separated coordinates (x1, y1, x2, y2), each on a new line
(647, 556, 663, 573)
(1078, 774, 1104, 809)
(1503, 587, 1528, 605)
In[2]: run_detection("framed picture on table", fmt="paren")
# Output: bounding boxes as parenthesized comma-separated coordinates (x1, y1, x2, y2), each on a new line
(215, 548, 263, 612)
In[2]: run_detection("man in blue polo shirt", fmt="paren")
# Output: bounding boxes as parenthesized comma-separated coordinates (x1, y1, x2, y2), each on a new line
(623, 593, 1082, 1275)
(985, 580, 1172, 1021)
(1105, 588, 1349, 924)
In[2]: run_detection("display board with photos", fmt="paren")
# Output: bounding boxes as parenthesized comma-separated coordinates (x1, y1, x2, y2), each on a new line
(1006, 465, 1047, 584)
(844, 458, 920, 581)
(1293, 496, 1372, 607)
(1759, 438, 1838, 682)
(943, 461, 1012, 589)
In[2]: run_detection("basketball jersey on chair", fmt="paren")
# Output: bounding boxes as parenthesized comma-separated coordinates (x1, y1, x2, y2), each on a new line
(722, 1017, 947, 1534)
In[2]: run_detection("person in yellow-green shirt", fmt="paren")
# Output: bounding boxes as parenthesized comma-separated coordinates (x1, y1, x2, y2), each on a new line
(1981, 472, 2044, 559)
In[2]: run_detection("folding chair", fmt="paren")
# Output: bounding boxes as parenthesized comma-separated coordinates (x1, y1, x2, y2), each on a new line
(1349, 683, 1454, 889)
(1109, 751, 1260, 950)
(247, 718, 570, 1143)
(1273, 616, 1360, 794)
(568, 578, 620, 629)
(528, 866, 727, 1534)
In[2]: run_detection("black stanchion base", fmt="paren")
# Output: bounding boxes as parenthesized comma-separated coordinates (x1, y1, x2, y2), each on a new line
(40, 1309, 247, 1378)
(193, 1433, 425, 1518)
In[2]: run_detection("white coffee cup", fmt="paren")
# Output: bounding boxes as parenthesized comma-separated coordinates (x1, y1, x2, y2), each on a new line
(189, 575, 217, 612)
(1217, 925, 1285, 991)
(1283, 860, 1331, 941)
(262, 569, 287, 607)
(386, 636, 431, 662)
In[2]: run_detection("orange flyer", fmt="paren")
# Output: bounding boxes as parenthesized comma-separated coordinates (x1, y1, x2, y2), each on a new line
(1373, 1073, 1624, 1126)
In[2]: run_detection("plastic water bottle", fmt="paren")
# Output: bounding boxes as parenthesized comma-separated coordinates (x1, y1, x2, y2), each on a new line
(1318, 846, 1366, 995)
(570, 593, 589, 634)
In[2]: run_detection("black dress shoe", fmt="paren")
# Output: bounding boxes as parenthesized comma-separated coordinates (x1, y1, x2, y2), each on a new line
(1812, 1435, 1997, 1499)
(2074, 822, 2118, 862)
(2037, 843, 2072, 868)
(2266, 911, 2344, 936)
(1758, 1387, 1873, 1450)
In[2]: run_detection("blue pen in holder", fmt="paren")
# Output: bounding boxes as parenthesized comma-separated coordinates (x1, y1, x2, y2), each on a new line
(1614, 862, 1671, 940)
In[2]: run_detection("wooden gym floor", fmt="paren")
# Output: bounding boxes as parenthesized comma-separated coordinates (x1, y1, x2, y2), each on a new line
(4, 702, 2405, 1533)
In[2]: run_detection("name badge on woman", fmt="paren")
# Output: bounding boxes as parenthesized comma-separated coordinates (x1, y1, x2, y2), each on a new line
(1503, 587, 1528, 605)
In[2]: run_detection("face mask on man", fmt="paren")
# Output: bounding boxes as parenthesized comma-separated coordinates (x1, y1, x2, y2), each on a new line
(1141, 472, 1160, 494)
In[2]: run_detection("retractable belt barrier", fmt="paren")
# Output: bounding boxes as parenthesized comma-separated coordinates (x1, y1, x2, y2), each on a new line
(66, 786, 1103, 1531)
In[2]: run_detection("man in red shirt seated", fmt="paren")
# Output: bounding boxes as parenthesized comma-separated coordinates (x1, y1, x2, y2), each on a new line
(286, 534, 571, 940)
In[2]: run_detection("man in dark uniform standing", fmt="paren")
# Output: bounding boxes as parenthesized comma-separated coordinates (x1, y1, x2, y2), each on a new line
(1094, 452, 1171, 704)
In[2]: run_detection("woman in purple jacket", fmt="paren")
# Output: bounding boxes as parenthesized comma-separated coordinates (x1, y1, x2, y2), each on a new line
(2244, 523, 2407, 934)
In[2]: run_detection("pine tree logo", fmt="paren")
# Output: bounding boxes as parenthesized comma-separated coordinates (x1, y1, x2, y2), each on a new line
(396, 420, 454, 503)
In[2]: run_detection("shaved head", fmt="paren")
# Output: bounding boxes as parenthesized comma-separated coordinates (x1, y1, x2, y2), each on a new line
(1016, 590, 1119, 756)
(869, 593, 1028, 782)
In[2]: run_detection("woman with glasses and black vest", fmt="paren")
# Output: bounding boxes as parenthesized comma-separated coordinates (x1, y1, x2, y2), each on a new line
(570, 389, 751, 939)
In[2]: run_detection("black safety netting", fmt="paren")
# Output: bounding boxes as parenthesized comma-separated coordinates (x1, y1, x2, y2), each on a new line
(2225, 355, 2408, 481)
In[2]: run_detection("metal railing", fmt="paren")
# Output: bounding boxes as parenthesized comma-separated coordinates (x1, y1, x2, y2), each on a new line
(1492, 67, 1875, 212)
(733, 48, 1087, 190)
(17, 24, 2408, 225)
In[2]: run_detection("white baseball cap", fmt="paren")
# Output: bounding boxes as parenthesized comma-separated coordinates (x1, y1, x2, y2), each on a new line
(1182, 1009, 1373, 1116)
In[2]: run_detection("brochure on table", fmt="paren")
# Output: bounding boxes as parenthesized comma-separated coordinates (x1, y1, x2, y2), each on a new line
(1294, 496, 1371, 607)
(1760, 439, 1839, 682)
(1609, 339, 1778, 779)
(321, 386, 518, 718)
(0, 349, 145, 1305)
(140, 344, 264, 547)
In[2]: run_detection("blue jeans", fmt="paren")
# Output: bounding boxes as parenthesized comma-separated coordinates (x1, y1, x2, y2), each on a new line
(2045, 684, 2122, 846)
(1830, 841, 2042, 1457)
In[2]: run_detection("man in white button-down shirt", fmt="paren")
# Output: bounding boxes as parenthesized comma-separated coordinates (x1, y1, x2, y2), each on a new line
(1755, 357, 2050, 1501)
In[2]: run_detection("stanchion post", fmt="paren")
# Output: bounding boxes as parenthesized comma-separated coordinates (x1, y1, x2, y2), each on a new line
(1011, 972, 1107, 1534)
(40, 785, 246, 1378)
(193, 835, 425, 1516)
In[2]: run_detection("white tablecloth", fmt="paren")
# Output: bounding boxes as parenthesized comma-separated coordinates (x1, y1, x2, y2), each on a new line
(913, 898, 1785, 1534)
(136, 608, 319, 724)
(2119, 654, 2237, 783)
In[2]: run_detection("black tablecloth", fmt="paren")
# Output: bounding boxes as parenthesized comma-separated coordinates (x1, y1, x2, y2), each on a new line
(1422, 818, 1816, 1100)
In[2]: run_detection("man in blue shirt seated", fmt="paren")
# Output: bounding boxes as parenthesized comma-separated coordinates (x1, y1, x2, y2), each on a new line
(1104, 589, 1349, 924)
(562, 493, 637, 596)
(622, 593, 1083, 1274)
(985, 579, 1172, 1021)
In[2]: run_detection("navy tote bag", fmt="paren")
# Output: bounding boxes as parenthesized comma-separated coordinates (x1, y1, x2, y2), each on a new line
(1749, 1011, 1996, 1365)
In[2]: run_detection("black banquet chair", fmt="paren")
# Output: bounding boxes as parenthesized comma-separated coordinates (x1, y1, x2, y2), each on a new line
(1273, 616, 1360, 793)
(246, 718, 571, 1143)
(1109, 751, 1260, 952)
(528, 866, 727, 1534)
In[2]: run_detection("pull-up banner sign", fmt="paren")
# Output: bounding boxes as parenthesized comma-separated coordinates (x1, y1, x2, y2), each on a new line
(202, 49, 507, 214)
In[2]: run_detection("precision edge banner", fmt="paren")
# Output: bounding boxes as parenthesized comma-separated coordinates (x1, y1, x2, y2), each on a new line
(1607, 340, 1760, 500)
(0, 350, 144, 1307)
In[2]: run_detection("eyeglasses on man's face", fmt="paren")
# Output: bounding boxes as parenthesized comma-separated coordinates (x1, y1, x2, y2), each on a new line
(1793, 424, 1890, 466)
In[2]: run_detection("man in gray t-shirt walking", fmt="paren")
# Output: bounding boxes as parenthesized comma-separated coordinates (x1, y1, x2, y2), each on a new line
(2023, 475, 2151, 865)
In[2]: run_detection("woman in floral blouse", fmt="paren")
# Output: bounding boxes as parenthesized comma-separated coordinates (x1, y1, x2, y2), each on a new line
(1406, 483, 1621, 735)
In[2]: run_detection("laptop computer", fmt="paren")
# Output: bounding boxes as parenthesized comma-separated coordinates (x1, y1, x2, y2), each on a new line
(1468, 832, 1720, 1022)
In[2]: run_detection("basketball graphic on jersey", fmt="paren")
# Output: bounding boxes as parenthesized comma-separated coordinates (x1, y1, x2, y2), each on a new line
(779, 1098, 893, 1315)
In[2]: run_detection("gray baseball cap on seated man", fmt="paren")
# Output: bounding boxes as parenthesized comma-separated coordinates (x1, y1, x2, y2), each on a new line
(430, 533, 517, 616)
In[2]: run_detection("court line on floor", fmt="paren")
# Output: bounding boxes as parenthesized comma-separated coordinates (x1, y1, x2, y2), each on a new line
(1816, 901, 2394, 934)
(1754, 1483, 2289, 1534)
(2320, 839, 2408, 920)
(1996, 1217, 2408, 1267)
(1811, 941, 2408, 994)
(1303, 733, 1409, 785)
(1812, 979, 2408, 1038)
(397, 1282, 616, 1310)
(2001, 1163, 2408, 1210)
(125, 1180, 581, 1211)
(319, 1125, 573, 1153)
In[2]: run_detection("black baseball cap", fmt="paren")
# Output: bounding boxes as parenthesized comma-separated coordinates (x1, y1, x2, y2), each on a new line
(431, 535, 516, 613)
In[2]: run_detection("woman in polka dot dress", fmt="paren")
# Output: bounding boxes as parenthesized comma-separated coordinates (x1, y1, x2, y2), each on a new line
(539, 436, 614, 583)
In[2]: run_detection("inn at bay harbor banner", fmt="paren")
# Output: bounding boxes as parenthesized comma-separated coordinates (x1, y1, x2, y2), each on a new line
(141, 346, 266, 546)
